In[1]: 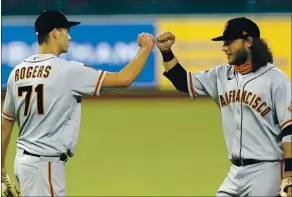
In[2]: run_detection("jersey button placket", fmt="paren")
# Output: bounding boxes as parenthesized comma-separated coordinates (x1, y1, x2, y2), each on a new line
(235, 104, 241, 130)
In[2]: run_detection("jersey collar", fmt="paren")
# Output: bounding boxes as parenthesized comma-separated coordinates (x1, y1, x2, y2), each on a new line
(25, 54, 57, 62)
(233, 62, 274, 75)
(235, 63, 275, 81)
(233, 60, 252, 74)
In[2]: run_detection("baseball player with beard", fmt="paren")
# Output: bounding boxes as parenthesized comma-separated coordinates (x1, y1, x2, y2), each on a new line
(1, 10, 155, 196)
(156, 17, 292, 196)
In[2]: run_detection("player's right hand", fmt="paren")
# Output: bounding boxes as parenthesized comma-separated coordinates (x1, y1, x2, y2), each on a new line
(137, 32, 155, 50)
(156, 31, 176, 51)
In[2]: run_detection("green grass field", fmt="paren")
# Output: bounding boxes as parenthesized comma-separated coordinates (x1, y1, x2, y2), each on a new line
(5, 98, 231, 196)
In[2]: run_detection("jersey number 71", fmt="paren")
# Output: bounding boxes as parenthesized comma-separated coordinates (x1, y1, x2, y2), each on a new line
(18, 84, 44, 116)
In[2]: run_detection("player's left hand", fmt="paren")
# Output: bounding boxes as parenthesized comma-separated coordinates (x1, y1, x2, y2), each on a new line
(278, 176, 292, 197)
(1, 169, 20, 197)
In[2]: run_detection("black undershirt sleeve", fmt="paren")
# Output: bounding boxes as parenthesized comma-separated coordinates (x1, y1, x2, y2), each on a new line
(163, 63, 188, 93)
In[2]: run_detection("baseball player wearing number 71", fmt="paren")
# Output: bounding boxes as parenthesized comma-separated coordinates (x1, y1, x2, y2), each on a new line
(156, 17, 292, 196)
(1, 10, 155, 196)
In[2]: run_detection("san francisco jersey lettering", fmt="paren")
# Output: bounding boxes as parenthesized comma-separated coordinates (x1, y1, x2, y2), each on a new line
(186, 63, 291, 160)
(219, 89, 271, 117)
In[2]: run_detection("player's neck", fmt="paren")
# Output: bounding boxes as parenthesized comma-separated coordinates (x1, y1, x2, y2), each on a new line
(233, 54, 253, 74)
(38, 44, 61, 57)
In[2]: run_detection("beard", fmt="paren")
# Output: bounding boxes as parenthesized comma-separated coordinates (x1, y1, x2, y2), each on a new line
(229, 48, 249, 65)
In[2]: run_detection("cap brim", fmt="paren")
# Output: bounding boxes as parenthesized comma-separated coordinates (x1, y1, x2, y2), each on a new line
(68, 21, 81, 28)
(211, 36, 224, 41)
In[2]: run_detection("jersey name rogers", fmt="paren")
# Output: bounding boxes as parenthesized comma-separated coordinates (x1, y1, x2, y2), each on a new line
(219, 89, 272, 117)
(15, 65, 52, 82)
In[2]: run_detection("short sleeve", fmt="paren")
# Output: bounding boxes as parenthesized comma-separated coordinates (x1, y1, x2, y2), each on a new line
(2, 73, 16, 121)
(65, 61, 107, 96)
(274, 81, 292, 130)
(186, 66, 219, 101)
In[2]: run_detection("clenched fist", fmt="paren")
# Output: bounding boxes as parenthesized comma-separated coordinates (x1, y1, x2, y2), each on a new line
(156, 31, 176, 51)
(137, 33, 155, 49)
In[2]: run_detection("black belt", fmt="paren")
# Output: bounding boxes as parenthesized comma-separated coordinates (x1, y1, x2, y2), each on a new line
(231, 159, 279, 167)
(23, 150, 68, 162)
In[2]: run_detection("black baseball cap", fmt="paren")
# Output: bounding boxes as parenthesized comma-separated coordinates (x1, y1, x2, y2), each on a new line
(211, 17, 260, 41)
(34, 10, 80, 36)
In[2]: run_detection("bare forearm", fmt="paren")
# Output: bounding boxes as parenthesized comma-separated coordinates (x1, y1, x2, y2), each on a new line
(1, 118, 14, 169)
(118, 47, 152, 85)
(284, 142, 292, 158)
(283, 142, 292, 177)
(1, 128, 12, 169)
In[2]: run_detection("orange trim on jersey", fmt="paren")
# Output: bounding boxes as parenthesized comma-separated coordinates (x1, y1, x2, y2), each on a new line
(280, 119, 292, 129)
(188, 72, 195, 98)
(233, 60, 252, 74)
(2, 112, 16, 120)
(94, 71, 105, 96)
(48, 162, 54, 197)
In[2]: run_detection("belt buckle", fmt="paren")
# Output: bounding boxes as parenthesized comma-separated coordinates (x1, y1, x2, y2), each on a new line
(240, 159, 244, 167)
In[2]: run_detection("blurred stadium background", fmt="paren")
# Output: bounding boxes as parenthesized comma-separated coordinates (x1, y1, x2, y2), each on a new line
(1, 0, 291, 196)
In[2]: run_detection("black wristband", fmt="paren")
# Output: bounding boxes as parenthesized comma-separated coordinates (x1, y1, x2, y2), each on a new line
(161, 49, 175, 62)
(285, 158, 292, 172)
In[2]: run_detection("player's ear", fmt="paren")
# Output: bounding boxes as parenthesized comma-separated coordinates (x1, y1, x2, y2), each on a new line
(245, 37, 253, 48)
(52, 28, 60, 39)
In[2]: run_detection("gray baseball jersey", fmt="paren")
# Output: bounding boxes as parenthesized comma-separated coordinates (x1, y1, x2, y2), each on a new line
(2, 54, 107, 157)
(186, 63, 292, 161)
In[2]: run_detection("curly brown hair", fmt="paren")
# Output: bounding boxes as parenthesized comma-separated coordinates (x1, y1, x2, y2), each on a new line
(249, 38, 273, 72)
